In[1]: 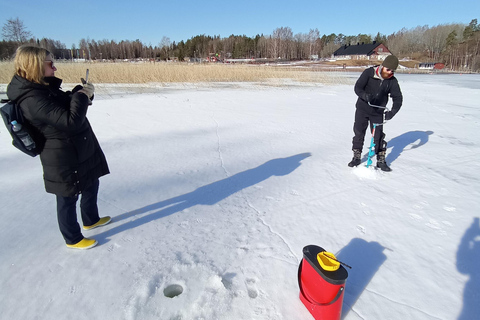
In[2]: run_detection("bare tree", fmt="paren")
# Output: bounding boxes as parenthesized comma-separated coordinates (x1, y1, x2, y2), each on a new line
(424, 24, 458, 60)
(405, 26, 428, 56)
(271, 27, 293, 59)
(79, 38, 90, 59)
(256, 35, 269, 58)
(386, 28, 410, 57)
(308, 28, 320, 57)
(271, 29, 281, 58)
(159, 36, 171, 60)
(294, 33, 308, 59)
(2, 17, 33, 42)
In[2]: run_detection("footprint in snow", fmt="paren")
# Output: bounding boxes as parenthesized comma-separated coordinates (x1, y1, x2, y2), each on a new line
(245, 278, 259, 299)
(356, 225, 366, 234)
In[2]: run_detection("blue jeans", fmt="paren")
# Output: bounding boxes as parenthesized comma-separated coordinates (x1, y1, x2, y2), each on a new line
(56, 179, 100, 244)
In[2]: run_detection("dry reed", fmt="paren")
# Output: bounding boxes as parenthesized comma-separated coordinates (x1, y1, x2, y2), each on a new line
(0, 61, 350, 85)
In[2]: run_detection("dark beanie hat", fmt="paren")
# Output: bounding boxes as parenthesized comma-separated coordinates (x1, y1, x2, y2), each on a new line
(383, 55, 399, 70)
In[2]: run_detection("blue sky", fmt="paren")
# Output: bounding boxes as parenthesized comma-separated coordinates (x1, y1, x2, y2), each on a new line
(1, 0, 478, 48)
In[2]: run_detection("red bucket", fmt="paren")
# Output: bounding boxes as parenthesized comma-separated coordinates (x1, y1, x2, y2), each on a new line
(298, 245, 348, 320)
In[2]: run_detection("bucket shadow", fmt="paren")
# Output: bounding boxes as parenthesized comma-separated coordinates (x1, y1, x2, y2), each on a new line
(94, 153, 311, 242)
(456, 217, 480, 320)
(335, 238, 387, 319)
(386, 130, 433, 164)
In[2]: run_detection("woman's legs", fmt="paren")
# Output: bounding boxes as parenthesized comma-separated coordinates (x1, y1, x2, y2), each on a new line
(80, 179, 100, 227)
(56, 179, 101, 244)
(56, 195, 83, 245)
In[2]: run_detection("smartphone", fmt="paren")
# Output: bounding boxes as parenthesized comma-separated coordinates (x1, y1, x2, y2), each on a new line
(82, 69, 89, 84)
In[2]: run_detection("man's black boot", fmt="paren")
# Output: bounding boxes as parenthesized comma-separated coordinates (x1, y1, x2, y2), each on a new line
(348, 149, 362, 167)
(376, 151, 392, 172)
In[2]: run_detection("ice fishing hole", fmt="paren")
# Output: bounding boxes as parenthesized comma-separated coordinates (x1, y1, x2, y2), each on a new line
(164, 284, 183, 298)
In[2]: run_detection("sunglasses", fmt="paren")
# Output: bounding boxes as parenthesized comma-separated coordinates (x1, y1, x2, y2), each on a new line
(44, 60, 55, 68)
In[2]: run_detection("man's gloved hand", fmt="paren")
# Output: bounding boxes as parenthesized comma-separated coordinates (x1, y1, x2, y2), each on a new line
(79, 83, 95, 100)
(385, 111, 394, 120)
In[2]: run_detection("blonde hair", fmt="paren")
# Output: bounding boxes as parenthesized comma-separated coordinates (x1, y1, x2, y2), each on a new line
(14, 45, 51, 85)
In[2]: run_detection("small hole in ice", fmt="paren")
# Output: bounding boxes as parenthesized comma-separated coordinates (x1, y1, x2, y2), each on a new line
(164, 284, 183, 298)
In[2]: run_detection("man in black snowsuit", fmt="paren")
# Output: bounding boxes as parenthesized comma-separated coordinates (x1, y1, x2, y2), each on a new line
(348, 55, 403, 171)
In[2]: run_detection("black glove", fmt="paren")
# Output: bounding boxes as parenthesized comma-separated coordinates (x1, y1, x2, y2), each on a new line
(72, 85, 83, 93)
(385, 111, 394, 120)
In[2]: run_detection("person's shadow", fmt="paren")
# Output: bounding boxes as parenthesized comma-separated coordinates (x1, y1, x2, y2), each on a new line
(386, 130, 433, 164)
(335, 238, 388, 319)
(456, 217, 480, 320)
(94, 153, 311, 242)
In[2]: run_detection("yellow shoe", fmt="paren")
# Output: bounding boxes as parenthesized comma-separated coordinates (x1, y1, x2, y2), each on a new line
(83, 216, 112, 230)
(66, 238, 98, 250)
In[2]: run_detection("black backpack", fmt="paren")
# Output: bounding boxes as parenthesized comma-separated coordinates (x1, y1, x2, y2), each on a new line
(1, 98, 43, 157)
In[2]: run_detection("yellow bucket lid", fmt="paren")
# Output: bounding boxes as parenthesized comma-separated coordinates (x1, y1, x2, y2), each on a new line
(317, 251, 340, 271)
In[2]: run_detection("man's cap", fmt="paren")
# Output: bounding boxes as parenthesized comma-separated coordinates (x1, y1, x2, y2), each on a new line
(383, 55, 399, 70)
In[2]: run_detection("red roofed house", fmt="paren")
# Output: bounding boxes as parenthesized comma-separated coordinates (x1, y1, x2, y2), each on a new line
(333, 41, 392, 61)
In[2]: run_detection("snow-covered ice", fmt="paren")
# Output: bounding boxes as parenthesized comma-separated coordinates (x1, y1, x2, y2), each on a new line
(0, 73, 479, 319)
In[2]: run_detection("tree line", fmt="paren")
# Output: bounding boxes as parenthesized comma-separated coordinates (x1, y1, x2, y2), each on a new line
(1, 17, 479, 71)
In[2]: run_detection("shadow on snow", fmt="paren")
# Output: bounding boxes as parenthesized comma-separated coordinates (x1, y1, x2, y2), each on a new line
(336, 238, 388, 319)
(386, 130, 433, 164)
(456, 217, 480, 320)
(338, 218, 480, 319)
(94, 153, 311, 242)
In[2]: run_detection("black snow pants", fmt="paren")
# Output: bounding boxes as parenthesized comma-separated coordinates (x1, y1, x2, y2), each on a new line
(352, 107, 387, 154)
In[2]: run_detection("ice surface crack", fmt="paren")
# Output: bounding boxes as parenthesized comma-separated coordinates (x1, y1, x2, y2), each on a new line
(365, 288, 444, 319)
(213, 116, 230, 177)
(246, 198, 299, 264)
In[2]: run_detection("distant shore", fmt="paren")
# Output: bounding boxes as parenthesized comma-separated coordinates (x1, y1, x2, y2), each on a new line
(0, 60, 475, 85)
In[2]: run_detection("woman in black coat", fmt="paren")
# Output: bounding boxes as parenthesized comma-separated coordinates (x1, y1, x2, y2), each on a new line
(7, 45, 110, 249)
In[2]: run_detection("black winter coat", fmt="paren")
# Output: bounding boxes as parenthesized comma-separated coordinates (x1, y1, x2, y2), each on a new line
(354, 67, 403, 119)
(7, 75, 109, 197)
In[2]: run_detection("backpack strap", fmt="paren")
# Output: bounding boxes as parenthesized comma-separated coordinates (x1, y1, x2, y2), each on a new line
(2, 94, 32, 123)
